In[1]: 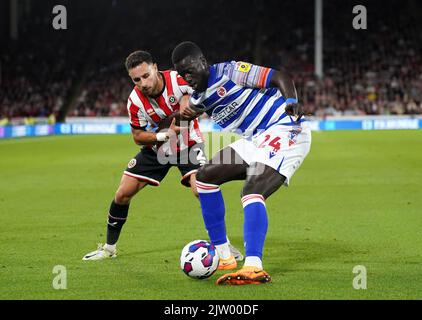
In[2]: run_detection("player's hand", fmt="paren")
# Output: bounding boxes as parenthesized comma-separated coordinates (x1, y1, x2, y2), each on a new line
(180, 105, 199, 120)
(179, 95, 198, 120)
(285, 102, 307, 122)
(168, 117, 187, 136)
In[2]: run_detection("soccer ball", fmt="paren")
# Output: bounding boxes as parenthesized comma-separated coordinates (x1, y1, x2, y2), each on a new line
(180, 240, 219, 279)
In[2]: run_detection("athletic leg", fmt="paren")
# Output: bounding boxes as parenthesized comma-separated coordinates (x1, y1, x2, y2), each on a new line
(178, 144, 245, 261)
(217, 126, 311, 284)
(241, 163, 285, 269)
(83, 147, 169, 260)
(195, 147, 248, 268)
(106, 174, 147, 246)
(215, 164, 284, 284)
(195, 146, 248, 185)
(189, 173, 199, 197)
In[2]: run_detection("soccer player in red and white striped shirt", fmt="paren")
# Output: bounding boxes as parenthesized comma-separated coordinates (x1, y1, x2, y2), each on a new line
(82, 50, 243, 261)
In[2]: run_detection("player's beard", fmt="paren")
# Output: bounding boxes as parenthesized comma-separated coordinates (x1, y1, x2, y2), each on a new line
(141, 87, 153, 95)
(143, 74, 162, 97)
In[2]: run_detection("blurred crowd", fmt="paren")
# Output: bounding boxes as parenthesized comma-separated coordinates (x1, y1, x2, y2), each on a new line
(297, 0, 422, 117)
(1, 0, 421, 124)
(0, 0, 108, 123)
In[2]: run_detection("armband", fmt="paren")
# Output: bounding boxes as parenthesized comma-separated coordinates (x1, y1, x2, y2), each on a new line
(285, 98, 298, 105)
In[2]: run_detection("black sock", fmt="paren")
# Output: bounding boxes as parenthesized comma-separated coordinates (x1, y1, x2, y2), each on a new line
(106, 200, 129, 245)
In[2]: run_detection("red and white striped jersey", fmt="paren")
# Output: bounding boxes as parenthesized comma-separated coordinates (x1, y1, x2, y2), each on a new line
(126, 70, 204, 150)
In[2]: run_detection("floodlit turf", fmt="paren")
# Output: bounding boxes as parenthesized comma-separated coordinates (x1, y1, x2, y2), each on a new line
(0, 130, 421, 300)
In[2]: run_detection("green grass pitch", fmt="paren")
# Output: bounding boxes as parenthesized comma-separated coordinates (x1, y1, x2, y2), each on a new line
(0, 130, 421, 300)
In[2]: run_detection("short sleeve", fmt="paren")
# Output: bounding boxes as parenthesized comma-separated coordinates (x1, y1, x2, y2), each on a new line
(127, 98, 148, 129)
(225, 61, 274, 88)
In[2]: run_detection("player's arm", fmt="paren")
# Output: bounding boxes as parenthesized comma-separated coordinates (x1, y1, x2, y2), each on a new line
(131, 127, 167, 146)
(179, 94, 203, 121)
(131, 117, 183, 146)
(268, 68, 302, 118)
(128, 100, 167, 145)
(230, 61, 304, 119)
(127, 96, 182, 145)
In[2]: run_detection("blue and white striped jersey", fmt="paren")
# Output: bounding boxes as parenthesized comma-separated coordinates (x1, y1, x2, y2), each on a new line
(190, 61, 303, 137)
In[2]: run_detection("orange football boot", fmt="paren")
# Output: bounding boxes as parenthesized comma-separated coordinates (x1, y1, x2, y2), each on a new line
(217, 256, 237, 270)
(216, 266, 271, 285)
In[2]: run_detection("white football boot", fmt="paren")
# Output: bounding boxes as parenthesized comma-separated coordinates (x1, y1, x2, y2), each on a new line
(82, 244, 117, 261)
(229, 243, 244, 262)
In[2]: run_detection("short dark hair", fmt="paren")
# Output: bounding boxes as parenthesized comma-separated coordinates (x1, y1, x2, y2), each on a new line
(125, 50, 154, 71)
(171, 41, 203, 65)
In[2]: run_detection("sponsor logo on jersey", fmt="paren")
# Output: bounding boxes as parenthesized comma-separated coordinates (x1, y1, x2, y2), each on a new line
(235, 62, 251, 73)
(127, 158, 137, 169)
(211, 102, 239, 125)
(217, 87, 227, 98)
(168, 95, 177, 105)
(288, 127, 302, 146)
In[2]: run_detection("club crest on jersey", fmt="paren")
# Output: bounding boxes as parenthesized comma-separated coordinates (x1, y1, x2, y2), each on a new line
(127, 158, 137, 169)
(217, 87, 227, 98)
(235, 61, 251, 73)
(168, 95, 177, 105)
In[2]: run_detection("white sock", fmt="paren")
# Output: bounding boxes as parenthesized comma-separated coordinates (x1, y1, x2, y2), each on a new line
(244, 256, 263, 269)
(104, 243, 116, 252)
(215, 242, 231, 259)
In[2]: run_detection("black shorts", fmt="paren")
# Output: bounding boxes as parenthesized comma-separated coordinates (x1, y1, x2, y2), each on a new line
(124, 143, 206, 187)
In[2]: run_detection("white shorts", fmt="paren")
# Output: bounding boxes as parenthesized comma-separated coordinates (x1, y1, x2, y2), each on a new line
(229, 123, 312, 186)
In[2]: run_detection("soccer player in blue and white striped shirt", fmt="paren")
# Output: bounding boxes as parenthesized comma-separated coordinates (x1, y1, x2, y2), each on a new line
(172, 41, 312, 285)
